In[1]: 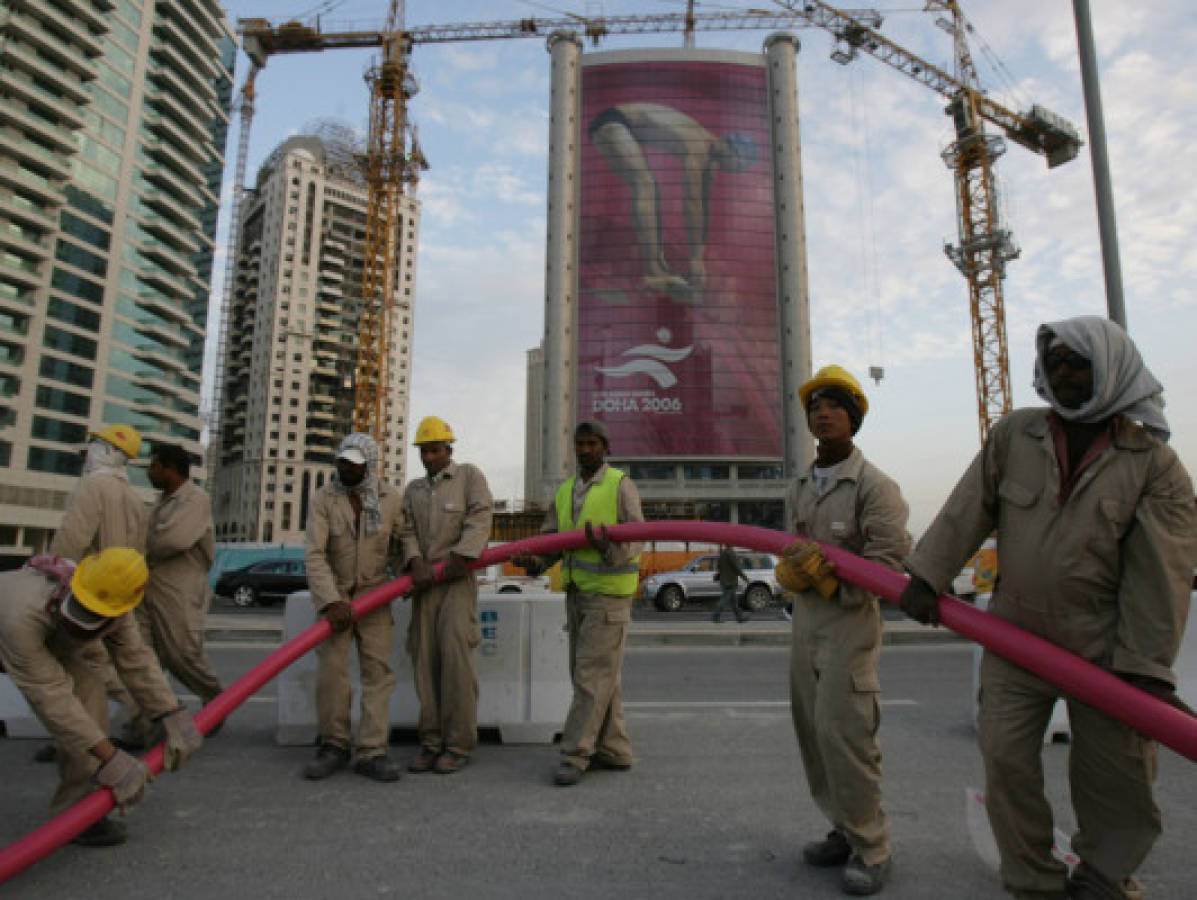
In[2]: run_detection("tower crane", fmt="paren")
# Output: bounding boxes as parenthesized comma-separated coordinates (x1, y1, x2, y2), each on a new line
(226, 2, 1080, 466)
(229, 5, 879, 466)
(771, 0, 1082, 440)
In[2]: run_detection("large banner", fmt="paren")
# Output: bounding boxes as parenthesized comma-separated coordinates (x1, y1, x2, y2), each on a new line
(578, 58, 782, 457)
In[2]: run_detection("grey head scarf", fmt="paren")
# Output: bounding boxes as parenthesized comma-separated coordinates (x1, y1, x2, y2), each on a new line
(1032, 315, 1170, 441)
(332, 432, 382, 535)
(82, 438, 130, 478)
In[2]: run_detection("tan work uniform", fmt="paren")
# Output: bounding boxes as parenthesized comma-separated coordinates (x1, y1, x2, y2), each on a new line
(138, 479, 222, 704)
(50, 470, 148, 722)
(305, 481, 404, 759)
(906, 408, 1196, 898)
(541, 464, 644, 771)
(399, 461, 493, 757)
(0, 570, 178, 814)
(787, 447, 911, 867)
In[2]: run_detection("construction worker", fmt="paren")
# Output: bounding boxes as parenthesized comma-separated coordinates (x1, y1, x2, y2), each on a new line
(44, 423, 149, 756)
(512, 421, 644, 786)
(0, 548, 203, 846)
(303, 432, 405, 782)
(399, 416, 493, 775)
(136, 442, 223, 718)
(775, 365, 911, 896)
(712, 544, 749, 623)
(900, 316, 1197, 900)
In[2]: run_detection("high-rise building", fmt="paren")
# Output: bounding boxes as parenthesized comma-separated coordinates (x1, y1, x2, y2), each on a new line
(211, 134, 419, 545)
(0, 0, 235, 560)
(530, 35, 811, 529)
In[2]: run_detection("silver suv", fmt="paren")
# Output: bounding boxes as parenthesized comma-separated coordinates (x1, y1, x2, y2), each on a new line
(640, 552, 779, 613)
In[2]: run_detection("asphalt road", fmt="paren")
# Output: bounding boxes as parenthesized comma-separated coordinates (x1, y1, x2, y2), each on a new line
(2, 644, 1194, 899)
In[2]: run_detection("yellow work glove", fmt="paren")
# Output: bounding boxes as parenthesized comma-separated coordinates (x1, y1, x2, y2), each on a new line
(777, 541, 839, 599)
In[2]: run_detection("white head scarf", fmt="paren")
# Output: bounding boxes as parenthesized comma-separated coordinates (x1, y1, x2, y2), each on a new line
(332, 432, 382, 535)
(82, 438, 130, 478)
(1032, 315, 1169, 441)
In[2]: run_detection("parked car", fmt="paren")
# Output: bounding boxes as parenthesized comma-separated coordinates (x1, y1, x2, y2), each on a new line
(640, 552, 780, 613)
(214, 558, 307, 607)
(476, 563, 552, 594)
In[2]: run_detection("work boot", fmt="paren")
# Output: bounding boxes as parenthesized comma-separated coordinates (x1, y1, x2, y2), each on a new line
(553, 761, 584, 786)
(302, 743, 349, 780)
(33, 743, 57, 763)
(352, 754, 401, 782)
(841, 855, 891, 896)
(803, 828, 851, 867)
(72, 817, 127, 847)
(434, 752, 469, 775)
(590, 754, 633, 771)
(1068, 862, 1142, 900)
(407, 747, 440, 774)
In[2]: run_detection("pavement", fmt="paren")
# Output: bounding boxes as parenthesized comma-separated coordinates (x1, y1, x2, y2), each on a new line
(203, 605, 963, 648)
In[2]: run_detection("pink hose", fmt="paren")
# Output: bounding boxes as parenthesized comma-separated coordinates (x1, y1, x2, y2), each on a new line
(1, 520, 1193, 883)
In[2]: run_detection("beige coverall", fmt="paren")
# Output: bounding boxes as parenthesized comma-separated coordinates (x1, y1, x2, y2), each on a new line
(137, 479, 222, 704)
(0, 570, 179, 814)
(49, 471, 148, 721)
(787, 447, 911, 867)
(399, 461, 493, 757)
(541, 464, 644, 771)
(305, 481, 404, 759)
(906, 409, 1197, 898)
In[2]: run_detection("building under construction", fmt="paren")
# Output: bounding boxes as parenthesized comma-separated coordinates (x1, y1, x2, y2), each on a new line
(211, 132, 419, 544)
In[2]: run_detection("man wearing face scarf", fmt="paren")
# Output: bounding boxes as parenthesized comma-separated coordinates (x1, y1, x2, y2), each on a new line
(46, 424, 150, 753)
(0, 549, 201, 847)
(900, 316, 1197, 900)
(303, 432, 406, 782)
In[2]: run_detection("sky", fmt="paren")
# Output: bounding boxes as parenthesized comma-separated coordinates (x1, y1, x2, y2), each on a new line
(210, 0, 1197, 535)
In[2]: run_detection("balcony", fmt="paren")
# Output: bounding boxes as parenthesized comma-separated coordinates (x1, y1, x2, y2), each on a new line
(10, 0, 105, 58)
(138, 184, 203, 232)
(143, 89, 210, 143)
(0, 224, 50, 260)
(138, 266, 193, 302)
(139, 213, 199, 255)
(142, 136, 206, 189)
(155, 7, 221, 72)
(0, 70, 85, 130)
(0, 102, 79, 157)
(0, 251, 43, 287)
(0, 190, 55, 231)
(141, 162, 204, 208)
(147, 64, 211, 122)
(2, 10, 99, 79)
(0, 130, 71, 181)
(0, 42, 90, 103)
(139, 241, 196, 281)
(150, 34, 218, 98)
(144, 111, 211, 167)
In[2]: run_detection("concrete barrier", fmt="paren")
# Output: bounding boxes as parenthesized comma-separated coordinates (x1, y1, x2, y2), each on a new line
(0, 675, 130, 740)
(276, 590, 571, 746)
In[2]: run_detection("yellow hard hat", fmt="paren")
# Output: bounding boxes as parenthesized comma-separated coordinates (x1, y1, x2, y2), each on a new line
(89, 423, 142, 459)
(798, 365, 869, 417)
(70, 548, 148, 618)
(413, 415, 455, 445)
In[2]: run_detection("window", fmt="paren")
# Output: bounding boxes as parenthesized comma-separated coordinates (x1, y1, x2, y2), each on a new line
(738, 500, 785, 530)
(683, 464, 729, 481)
(628, 463, 675, 481)
(738, 464, 784, 481)
(28, 446, 82, 476)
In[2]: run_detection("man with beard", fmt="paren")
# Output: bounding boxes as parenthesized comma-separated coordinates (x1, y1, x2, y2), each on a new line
(900, 317, 1196, 899)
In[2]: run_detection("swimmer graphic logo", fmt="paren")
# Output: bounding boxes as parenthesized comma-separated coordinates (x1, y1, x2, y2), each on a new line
(595, 329, 693, 389)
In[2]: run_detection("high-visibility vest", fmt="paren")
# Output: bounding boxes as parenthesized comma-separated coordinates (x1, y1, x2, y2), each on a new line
(555, 467, 640, 597)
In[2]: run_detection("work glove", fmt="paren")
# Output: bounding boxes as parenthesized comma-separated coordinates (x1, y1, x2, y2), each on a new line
(511, 553, 544, 576)
(160, 707, 203, 772)
(442, 552, 470, 581)
(584, 522, 614, 557)
(1119, 673, 1197, 718)
(899, 575, 940, 626)
(775, 541, 838, 599)
(409, 556, 435, 592)
(323, 600, 354, 633)
(94, 749, 152, 813)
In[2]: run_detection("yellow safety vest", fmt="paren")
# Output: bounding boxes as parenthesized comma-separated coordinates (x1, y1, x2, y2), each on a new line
(556, 467, 640, 597)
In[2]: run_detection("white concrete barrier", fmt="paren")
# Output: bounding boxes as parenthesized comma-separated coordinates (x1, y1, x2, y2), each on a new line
(277, 590, 572, 746)
(0, 674, 129, 740)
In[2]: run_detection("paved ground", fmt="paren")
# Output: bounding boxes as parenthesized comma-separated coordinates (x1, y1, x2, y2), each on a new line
(2, 642, 1195, 899)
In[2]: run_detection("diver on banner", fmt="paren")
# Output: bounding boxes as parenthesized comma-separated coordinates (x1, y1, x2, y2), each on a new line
(588, 102, 757, 304)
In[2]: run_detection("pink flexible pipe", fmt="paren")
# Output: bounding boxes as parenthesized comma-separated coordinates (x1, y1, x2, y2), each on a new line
(1, 521, 1193, 883)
